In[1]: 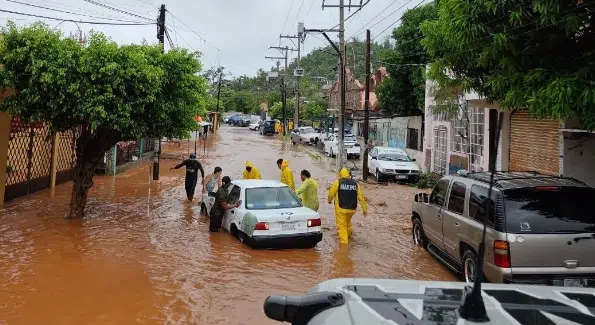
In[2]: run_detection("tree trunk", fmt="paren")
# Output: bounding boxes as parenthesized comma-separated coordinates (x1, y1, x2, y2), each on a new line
(66, 127, 121, 219)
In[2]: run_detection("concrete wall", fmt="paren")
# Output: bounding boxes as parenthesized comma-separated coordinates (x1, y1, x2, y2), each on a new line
(562, 133, 595, 187)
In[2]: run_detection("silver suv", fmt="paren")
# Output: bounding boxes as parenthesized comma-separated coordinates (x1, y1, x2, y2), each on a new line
(412, 171, 595, 287)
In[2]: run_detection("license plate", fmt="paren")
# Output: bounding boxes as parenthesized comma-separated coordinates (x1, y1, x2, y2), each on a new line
(281, 222, 296, 231)
(395, 175, 407, 179)
(564, 279, 587, 287)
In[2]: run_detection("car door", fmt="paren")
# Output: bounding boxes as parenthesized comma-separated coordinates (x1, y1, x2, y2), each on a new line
(222, 185, 242, 231)
(441, 180, 467, 258)
(368, 148, 377, 174)
(423, 178, 451, 249)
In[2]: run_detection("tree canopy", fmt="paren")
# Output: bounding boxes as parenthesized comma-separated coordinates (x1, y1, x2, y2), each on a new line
(421, 0, 595, 129)
(0, 22, 207, 218)
(376, 2, 438, 115)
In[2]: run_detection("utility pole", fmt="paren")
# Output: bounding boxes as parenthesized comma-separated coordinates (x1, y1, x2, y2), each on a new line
(215, 69, 223, 113)
(267, 46, 296, 136)
(280, 34, 301, 128)
(154, 4, 166, 181)
(322, 0, 365, 171)
(363, 29, 371, 181)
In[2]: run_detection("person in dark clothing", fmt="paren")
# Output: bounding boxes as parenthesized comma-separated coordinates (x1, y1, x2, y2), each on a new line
(170, 153, 205, 201)
(210, 176, 241, 232)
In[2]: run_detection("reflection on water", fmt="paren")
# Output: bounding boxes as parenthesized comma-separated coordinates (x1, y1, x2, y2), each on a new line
(0, 126, 455, 324)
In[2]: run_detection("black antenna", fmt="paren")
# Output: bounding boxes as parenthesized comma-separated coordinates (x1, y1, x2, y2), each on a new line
(458, 111, 504, 322)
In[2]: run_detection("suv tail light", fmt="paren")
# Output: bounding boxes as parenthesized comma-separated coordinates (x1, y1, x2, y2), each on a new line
(254, 222, 269, 231)
(307, 218, 321, 227)
(493, 240, 511, 268)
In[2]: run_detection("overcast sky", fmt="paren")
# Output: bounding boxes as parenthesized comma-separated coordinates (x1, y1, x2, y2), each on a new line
(1, 0, 422, 77)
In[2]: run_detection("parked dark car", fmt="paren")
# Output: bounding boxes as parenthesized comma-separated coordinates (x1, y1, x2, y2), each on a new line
(260, 120, 276, 135)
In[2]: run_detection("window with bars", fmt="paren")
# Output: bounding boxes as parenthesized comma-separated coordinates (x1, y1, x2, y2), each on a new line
(433, 127, 448, 175)
(407, 128, 420, 150)
(470, 107, 485, 166)
(451, 109, 470, 154)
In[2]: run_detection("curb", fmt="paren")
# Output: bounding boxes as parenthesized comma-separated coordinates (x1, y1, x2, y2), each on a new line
(301, 146, 322, 160)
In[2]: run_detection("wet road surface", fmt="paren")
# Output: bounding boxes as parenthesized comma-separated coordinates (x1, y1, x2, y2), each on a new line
(0, 126, 456, 325)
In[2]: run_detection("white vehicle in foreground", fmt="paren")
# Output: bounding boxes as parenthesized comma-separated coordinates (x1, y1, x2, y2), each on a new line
(201, 180, 323, 248)
(263, 278, 595, 324)
(248, 122, 260, 130)
(368, 146, 420, 182)
(324, 133, 361, 159)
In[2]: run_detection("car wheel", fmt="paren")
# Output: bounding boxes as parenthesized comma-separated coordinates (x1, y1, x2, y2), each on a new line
(412, 218, 428, 250)
(462, 250, 479, 283)
(200, 203, 208, 217)
(237, 231, 247, 243)
(375, 169, 383, 182)
(292, 140, 296, 145)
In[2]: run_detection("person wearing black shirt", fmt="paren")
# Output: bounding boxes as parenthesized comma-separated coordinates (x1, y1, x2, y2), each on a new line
(170, 153, 205, 201)
(210, 176, 241, 232)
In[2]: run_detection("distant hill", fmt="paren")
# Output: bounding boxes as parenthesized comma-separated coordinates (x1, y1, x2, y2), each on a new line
(288, 38, 391, 83)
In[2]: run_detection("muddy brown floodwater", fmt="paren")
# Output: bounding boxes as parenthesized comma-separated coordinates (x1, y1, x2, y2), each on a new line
(0, 126, 456, 325)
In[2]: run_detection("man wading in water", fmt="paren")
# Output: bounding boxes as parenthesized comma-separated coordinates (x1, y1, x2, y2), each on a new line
(210, 176, 241, 232)
(171, 153, 205, 201)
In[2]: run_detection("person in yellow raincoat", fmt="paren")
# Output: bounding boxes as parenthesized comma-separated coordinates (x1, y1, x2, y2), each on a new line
(277, 158, 295, 191)
(243, 161, 261, 179)
(274, 121, 281, 133)
(295, 170, 319, 211)
(288, 120, 294, 131)
(328, 168, 367, 244)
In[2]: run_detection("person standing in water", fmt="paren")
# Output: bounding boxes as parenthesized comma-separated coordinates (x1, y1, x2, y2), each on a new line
(202, 166, 222, 196)
(243, 161, 261, 179)
(277, 158, 295, 191)
(210, 176, 241, 232)
(170, 153, 205, 201)
(295, 169, 319, 211)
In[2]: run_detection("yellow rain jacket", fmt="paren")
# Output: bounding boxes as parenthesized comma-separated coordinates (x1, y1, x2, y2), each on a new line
(280, 160, 295, 191)
(296, 178, 319, 211)
(328, 168, 368, 244)
(243, 161, 261, 179)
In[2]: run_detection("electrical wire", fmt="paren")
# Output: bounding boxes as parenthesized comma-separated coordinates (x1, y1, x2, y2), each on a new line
(6, 0, 148, 23)
(371, 0, 428, 40)
(25, 0, 138, 21)
(281, 0, 295, 35)
(166, 10, 220, 51)
(0, 8, 155, 25)
(349, 0, 401, 37)
(302, 0, 317, 21)
(83, 0, 153, 21)
(325, 0, 371, 31)
(290, 0, 307, 33)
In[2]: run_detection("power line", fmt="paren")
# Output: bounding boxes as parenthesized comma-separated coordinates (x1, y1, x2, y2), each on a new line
(166, 10, 220, 51)
(302, 0, 317, 21)
(6, 0, 147, 23)
(353, 0, 420, 39)
(325, 0, 371, 32)
(348, 0, 401, 36)
(371, 0, 428, 40)
(289, 0, 307, 33)
(281, 0, 295, 36)
(0, 8, 155, 25)
(83, 0, 153, 21)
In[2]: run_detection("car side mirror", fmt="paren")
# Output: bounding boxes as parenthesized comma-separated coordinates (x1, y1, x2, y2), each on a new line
(411, 158, 416, 162)
(371, 156, 377, 160)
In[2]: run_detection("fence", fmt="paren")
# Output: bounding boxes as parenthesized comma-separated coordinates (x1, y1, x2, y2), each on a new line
(100, 139, 156, 176)
(2, 117, 78, 203)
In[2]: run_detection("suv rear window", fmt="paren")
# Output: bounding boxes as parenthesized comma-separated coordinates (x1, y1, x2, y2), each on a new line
(504, 186, 595, 234)
(264, 121, 274, 126)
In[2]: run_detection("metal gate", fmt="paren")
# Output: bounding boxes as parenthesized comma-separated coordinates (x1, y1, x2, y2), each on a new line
(4, 117, 53, 202)
(388, 127, 407, 149)
(55, 129, 78, 185)
(433, 126, 448, 175)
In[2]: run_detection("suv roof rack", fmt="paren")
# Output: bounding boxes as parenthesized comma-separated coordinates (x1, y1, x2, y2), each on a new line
(461, 171, 587, 189)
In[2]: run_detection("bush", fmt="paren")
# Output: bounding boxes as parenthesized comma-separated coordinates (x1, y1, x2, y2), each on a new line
(415, 172, 441, 189)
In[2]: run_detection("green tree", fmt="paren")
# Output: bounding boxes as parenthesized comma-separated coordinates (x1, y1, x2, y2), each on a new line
(0, 23, 206, 218)
(376, 2, 438, 115)
(422, 0, 595, 129)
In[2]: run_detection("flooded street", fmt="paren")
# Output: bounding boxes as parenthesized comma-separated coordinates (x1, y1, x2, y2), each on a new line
(0, 126, 455, 325)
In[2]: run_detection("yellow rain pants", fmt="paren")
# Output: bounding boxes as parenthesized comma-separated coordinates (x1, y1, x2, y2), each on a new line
(328, 168, 367, 244)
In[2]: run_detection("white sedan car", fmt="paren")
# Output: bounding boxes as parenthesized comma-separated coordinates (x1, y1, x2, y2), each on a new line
(248, 122, 260, 130)
(323, 133, 361, 159)
(367, 146, 420, 182)
(201, 180, 323, 249)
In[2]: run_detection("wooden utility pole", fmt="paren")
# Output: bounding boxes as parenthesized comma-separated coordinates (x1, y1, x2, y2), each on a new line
(363, 29, 371, 181)
(153, 4, 166, 181)
(280, 34, 301, 128)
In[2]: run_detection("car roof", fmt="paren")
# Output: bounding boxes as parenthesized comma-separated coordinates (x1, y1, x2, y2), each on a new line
(374, 146, 406, 153)
(457, 171, 587, 190)
(231, 179, 288, 189)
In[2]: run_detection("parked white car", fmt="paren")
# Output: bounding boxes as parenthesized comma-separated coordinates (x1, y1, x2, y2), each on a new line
(248, 122, 260, 130)
(323, 133, 360, 159)
(200, 180, 323, 248)
(367, 146, 420, 182)
(291, 126, 319, 145)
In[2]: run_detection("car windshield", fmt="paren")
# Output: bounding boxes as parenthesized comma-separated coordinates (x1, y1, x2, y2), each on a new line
(245, 187, 302, 210)
(300, 127, 315, 134)
(378, 152, 409, 161)
(504, 186, 595, 234)
(264, 121, 274, 126)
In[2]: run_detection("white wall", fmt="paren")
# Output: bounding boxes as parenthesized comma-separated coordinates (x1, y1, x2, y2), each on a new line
(563, 133, 595, 187)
